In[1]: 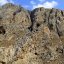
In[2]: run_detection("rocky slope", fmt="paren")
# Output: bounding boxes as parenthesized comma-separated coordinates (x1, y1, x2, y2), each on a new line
(0, 3, 64, 64)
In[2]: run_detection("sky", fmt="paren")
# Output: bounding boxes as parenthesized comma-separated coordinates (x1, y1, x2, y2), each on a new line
(0, 0, 64, 10)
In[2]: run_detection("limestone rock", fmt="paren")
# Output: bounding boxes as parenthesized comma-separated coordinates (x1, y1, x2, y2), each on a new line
(0, 3, 64, 64)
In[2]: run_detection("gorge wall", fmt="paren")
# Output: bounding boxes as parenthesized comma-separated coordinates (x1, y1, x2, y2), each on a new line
(0, 3, 64, 64)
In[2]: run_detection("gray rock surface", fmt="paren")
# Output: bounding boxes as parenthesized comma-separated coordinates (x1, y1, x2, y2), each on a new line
(0, 3, 64, 64)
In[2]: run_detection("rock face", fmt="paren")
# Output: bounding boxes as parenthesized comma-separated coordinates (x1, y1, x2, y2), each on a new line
(0, 3, 64, 64)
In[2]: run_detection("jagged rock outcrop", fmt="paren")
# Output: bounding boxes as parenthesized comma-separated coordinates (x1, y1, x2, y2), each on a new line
(0, 3, 64, 64)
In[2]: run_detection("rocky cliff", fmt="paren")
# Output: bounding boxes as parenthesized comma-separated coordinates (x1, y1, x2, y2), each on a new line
(0, 3, 64, 64)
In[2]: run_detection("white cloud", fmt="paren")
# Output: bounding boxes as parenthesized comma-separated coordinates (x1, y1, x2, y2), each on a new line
(0, 0, 8, 6)
(30, 1, 36, 5)
(0, 0, 14, 6)
(33, 1, 58, 9)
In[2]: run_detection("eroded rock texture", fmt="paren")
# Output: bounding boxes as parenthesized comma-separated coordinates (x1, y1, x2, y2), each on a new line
(0, 3, 64, 64)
